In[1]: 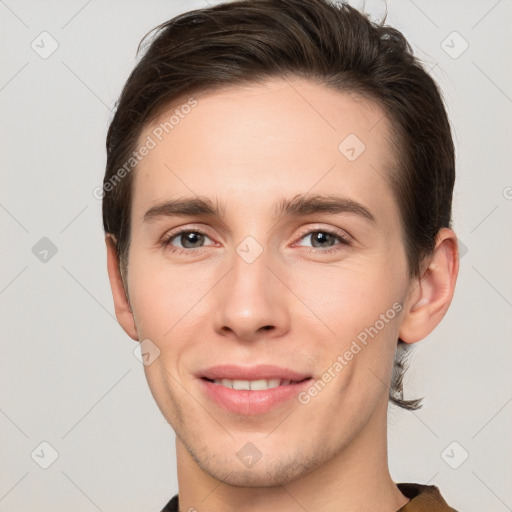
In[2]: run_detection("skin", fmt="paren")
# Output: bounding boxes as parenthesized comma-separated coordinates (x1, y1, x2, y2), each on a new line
(106, 77, 459, 511)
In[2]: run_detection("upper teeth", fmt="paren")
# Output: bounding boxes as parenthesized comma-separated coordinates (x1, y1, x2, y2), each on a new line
(213, 378, 291, 390)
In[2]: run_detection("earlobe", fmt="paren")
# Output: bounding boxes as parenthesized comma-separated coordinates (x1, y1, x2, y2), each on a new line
(105, 234, 139, 341)
(399, 228, 459, 344)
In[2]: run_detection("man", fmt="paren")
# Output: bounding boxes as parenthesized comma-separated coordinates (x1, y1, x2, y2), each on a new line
(102, 1, 460, 510)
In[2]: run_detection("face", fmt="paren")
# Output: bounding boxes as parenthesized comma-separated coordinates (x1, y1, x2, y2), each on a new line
(124, 77, 414, 486)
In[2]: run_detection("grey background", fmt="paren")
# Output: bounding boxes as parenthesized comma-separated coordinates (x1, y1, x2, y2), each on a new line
(1, 0, 511, 510)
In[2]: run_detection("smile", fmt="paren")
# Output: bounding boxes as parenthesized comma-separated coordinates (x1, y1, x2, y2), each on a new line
(207, 378, 304, 390)
(198, 376, 313, 415)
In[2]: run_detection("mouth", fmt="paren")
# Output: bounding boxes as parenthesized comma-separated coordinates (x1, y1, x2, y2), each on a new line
(201, 376, 311, 390)
(196, 365, 313, 415)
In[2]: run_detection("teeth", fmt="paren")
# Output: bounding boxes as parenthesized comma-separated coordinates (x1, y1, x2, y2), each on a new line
(213, 378, 289, 390)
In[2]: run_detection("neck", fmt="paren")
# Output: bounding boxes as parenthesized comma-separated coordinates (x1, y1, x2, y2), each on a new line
(175, 400, 409, 512)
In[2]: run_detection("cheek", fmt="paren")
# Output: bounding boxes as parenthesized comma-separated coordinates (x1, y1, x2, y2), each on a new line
(301, 259, 402, 336)
(127, 251, 206, 339)
(303, 261, 404, 395)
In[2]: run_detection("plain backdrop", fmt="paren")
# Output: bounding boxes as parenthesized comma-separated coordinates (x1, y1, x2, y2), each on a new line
(1, 0, 511, 510)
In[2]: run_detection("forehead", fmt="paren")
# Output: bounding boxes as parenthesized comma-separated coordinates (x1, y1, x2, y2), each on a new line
(132, 77, 399, 229)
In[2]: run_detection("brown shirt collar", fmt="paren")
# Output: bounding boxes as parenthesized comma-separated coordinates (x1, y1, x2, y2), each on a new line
(397, 483, 459, 511)
(161, 483, 459, 511)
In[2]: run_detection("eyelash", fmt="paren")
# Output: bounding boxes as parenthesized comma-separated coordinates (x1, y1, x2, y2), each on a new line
(161, 226, 351, 256)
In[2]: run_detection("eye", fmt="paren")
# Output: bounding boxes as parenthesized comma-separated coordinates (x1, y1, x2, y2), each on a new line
(294, 228, 351, 253)
(161, 226, 352, 256)
(162, 229, 215, 254)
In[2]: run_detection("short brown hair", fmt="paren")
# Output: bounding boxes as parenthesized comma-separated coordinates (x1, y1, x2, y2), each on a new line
(102, 0, 455, 411)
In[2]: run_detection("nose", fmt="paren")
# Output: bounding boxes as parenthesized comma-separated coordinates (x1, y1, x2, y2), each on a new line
(212, 242, 291, 343)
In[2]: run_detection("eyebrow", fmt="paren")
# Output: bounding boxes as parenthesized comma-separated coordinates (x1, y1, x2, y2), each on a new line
(143, 193, 375, 224)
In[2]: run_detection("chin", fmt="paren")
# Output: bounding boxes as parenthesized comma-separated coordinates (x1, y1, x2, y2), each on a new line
(192, 445, 324, 488)
(205, 463, 303, 488)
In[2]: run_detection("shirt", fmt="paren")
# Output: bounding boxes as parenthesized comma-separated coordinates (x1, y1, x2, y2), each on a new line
(396, 483, 459, 511)
(160, 482, 458, 511)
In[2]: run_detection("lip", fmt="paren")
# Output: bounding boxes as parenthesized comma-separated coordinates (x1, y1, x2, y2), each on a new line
(196, 364, 313, 416)
(197, 364, 311, 382)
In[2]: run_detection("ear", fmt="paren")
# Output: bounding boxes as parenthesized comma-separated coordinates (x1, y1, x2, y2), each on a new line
(105, 234, 139, 341)
(399, 227, 459, 344)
